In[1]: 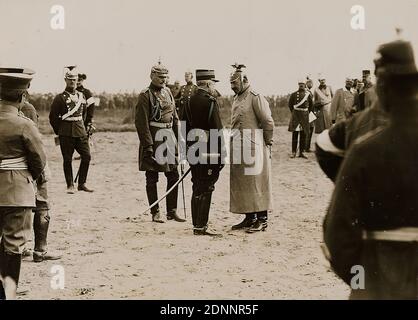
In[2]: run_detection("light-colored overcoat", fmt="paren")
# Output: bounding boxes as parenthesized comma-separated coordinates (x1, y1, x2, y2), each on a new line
(230, 86, 274, 214)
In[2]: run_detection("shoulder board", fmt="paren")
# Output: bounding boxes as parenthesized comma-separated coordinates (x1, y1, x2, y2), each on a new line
(250, 89, 259, 96)
(353, 126, 385, 146)
(17, 111, 32, 122)
(140, 88, 150, 94)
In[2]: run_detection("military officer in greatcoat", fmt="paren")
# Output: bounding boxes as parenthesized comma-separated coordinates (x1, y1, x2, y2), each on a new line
(0, 67, 46, 299)
(181, 69, 225, 236)
(229, 64, 274, 233)
(135, 62, 185, 223)
(175, 71, 198, 119)
(49, 66, 94, 194)
(288, 79, 313, 159)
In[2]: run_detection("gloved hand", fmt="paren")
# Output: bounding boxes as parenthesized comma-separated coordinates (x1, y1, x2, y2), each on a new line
(86, 123, 96, 136)
(144, 146, 157, 165)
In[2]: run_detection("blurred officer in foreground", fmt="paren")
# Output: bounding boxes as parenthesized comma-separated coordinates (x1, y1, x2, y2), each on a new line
(135, 62, 185, 223)
(49, 66, 94, 193)
(181, 69, 225, 236)
(20, 101, 62, 263)
(323, 39, 418, 299)
(0, 67, 46, 299)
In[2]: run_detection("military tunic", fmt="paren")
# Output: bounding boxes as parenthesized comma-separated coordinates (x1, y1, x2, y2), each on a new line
(135, 83, 179, 172)
(288, 89, 312, 136)
(182, 88, 225, 228)
(0, 102, 46, 254)
(175, 83, 197, 119)
(324, 109, 418, 298)
(49, 90, 92, 187)
(230, 86, 274, 214)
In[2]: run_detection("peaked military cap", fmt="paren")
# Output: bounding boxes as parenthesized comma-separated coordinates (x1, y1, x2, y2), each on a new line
(374, 40, 418, 78)
(196, 69, 219, 82)
(0, 67, 35, 90)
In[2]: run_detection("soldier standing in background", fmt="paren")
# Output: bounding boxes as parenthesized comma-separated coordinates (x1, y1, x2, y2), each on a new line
(288, 79, 313, 159)
(357, 70, 377, 112)
(305, 77, 315, 152)
(314, 77, 333, 134)
(135, 62, 185, 223)
(0, 67, 46, 299)
(330, 78, 356, 124)
(175, 71, 197, 119)
(49, 66, 94, 194)
(77, 73, 96, 139)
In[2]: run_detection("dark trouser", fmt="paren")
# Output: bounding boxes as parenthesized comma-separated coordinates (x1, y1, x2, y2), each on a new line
(305, 124, 314, 151)
(292, 131, 306, 154)
(190, 164, 220, 229)
(59, 136, 91, 187)
(145, 170, 179, 215)
(33, 209, 50, 253)
(0, 207, 31, 299)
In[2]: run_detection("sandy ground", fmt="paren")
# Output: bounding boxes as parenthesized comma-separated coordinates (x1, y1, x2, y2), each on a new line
(19, 126, 349, 300)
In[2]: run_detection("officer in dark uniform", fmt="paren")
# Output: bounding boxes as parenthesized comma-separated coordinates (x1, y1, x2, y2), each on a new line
(49, 66, 94, 194)
(288, 79, 313, 158)
(181, 69, 225, 236)
(20, 101, 62, 263)
(77, 73, 95, 137)
(135, 62, 185, 223)
(323, 39, 418, 299)
(175, 71, 198, 119)
(0, 67, 46, 299)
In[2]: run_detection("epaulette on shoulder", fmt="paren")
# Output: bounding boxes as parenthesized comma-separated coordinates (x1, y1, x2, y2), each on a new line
(17, 111, 32, 122)
(140, 88, 150, 94)
(250, 89, 259, 96)
(353, 126, 385, 146)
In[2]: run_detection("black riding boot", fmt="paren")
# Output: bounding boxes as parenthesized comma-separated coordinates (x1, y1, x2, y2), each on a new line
(33, 210, 61, 262)
(146, 184, 164, 223)
(0, 249, 22, 299)
(193, 192, 220, 236)
(247, 211, 268, 233)
(231, 213, 257, 230)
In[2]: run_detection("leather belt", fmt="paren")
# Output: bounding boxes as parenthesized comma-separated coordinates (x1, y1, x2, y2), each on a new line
(363, 228, 418, 242)
(0, 156, 28, 170)
(149, 121, 172, 128)
(63, 116, 83, 122)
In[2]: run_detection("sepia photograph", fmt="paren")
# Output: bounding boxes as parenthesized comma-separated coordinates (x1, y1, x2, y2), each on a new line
(1, 0, 418, 308)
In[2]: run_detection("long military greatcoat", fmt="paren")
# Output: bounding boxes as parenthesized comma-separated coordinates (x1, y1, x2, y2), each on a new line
(230, 86, 274, 214)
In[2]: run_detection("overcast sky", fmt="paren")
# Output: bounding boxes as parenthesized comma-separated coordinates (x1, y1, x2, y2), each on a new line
(1, 0, 418, 95)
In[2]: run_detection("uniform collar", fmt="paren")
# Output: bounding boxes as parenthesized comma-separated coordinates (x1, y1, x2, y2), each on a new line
(149, 82, 163, 92)
(0, 101, 20, 114)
